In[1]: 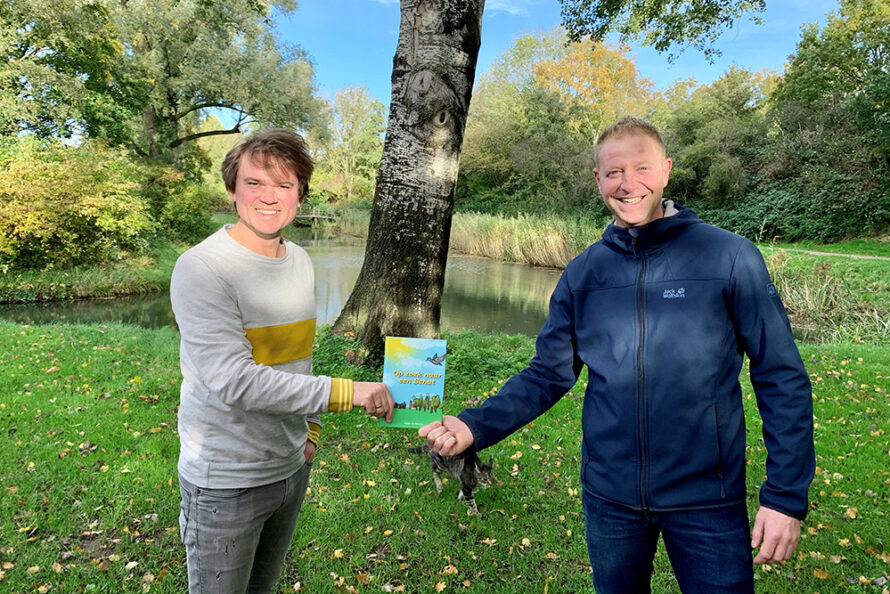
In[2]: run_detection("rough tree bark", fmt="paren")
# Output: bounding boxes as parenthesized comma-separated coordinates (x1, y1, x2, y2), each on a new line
(332, 0, 484, 365)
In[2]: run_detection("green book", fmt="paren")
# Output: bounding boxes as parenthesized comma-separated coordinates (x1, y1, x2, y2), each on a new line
(378, 336, 446, 429)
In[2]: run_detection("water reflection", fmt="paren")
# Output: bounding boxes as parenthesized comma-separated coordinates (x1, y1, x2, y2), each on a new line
(0, 242, 563, 337)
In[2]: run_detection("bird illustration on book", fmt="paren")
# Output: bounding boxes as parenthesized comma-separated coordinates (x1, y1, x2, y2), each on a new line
(425, 353, 446, 365)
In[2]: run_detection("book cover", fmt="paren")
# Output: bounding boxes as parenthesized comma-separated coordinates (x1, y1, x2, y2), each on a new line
(379, 336, 446, 429)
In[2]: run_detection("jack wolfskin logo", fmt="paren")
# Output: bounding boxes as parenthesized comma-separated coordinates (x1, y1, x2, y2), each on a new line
(663, 288, 686, 299)
(767, 283, 778, 298)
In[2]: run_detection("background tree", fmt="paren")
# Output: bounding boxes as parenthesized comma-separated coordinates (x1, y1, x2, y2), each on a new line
(0, 0, 132, 139)
(311, 86, 387, 205)
(332, 0, 484, 364)
(560, 0, 766, 61)
(113, 0, 323, 170)
(457, 29, 655, 215)
(658, 66, 774, 205)
(2, 0, 323, 176)
(333, 0, 769, 365)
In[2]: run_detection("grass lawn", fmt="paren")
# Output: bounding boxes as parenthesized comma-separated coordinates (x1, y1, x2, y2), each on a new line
(1, 322, 888, 593)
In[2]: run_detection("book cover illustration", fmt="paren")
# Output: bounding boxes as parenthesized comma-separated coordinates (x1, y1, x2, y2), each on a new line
(379, 336, 446, 429)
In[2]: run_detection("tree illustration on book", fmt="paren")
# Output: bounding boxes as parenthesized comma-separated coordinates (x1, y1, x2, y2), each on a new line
(379, 336, 446, 429)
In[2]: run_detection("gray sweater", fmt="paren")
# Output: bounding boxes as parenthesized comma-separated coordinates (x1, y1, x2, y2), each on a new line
(171, 226, 353, 488)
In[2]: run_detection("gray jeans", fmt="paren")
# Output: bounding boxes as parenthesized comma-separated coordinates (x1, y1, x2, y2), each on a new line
(178, 463, 312, 593)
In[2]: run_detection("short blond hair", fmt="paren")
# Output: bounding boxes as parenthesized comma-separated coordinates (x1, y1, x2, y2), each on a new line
(595, 117, 666, 166)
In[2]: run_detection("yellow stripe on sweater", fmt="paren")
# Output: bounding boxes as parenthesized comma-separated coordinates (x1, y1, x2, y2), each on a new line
(244, 318, 316, 366)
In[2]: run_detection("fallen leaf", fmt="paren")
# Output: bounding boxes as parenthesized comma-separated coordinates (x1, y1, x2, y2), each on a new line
(333, 549, 344, 559)
(442, 564, 458, 575)
(355, 573, 370, 585)
(845, 507, 858, 519)
(435, 581, 446, 592)
(814, 569, 830, 579)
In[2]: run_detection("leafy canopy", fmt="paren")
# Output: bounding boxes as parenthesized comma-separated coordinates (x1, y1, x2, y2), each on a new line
(559, 0, 766, 61)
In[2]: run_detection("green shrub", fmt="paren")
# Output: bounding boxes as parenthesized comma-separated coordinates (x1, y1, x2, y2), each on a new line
(0, 138, 156, 270)
(139, 163, 217, 243)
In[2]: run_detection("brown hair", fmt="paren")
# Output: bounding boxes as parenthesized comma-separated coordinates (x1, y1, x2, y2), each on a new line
(595, 117, 666, 166)
(221, 128, 314, 198)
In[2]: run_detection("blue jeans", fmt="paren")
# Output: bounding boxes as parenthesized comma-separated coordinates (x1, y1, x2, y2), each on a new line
(179, 463, 312, 593)
(583, 490, 754, 594)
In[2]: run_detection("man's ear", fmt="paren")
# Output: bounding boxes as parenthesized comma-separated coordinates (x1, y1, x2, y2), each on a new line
(662, 158, 673, 183)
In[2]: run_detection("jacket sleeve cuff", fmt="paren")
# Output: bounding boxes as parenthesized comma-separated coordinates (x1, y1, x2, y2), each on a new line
(307, 421, 321, 445)
(328, 378, 354, 412)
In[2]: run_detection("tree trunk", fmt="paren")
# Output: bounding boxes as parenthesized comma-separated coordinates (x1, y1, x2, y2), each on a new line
(332, 0, 484, 366)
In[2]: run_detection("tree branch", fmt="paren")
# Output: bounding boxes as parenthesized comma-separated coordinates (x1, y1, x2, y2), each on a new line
(167, 124, 243, 148)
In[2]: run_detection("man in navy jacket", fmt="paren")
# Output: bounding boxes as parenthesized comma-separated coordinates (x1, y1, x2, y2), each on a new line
(420, 117, 814, 593)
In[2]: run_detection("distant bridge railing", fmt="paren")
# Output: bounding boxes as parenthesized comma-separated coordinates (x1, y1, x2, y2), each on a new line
(293, 207, 337, 226)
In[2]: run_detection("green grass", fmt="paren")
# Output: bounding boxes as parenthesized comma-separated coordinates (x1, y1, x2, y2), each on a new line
(765, 237, 890, 259)
(2, 323, 888, 592)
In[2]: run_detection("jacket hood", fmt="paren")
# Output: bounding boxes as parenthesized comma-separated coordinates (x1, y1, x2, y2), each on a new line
(602, 203, 702, 256)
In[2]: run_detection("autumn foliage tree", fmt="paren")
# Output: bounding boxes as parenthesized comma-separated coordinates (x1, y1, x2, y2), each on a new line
(457, 30, 655, 215)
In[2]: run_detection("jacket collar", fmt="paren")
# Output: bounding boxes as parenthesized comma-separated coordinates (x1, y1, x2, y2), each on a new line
(602, 203, 702, 256)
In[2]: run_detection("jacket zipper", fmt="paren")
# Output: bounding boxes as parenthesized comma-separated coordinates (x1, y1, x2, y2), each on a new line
(635, 239, 648, 510)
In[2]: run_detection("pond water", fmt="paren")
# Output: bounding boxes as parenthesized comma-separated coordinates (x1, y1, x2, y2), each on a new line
(0, 240, 563, 337)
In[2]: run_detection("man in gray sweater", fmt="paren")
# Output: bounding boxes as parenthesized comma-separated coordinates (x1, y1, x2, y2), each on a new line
(171, 129, 393, 593)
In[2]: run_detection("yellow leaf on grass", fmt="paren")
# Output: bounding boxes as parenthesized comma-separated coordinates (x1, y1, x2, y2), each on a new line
(27, 566, 40, 574)
(510, 451, 522, 460)
(355, 573, 370, 585)
(442, 565, 458, 575)
(814, 569, 830, 579)
(845, 507, 858, 519)
(333, 549, 344, 559)
(435, 581, 446, 592)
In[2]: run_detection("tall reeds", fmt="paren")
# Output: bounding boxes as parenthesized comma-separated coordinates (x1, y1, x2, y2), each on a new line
(765, 251, 890, 344)
(333, 210, 605, 268)
(450, 212, 605, 268)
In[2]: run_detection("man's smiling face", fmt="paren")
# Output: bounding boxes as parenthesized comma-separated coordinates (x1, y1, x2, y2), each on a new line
(228, 153, 302, 253)
(593, 133, 672, 229)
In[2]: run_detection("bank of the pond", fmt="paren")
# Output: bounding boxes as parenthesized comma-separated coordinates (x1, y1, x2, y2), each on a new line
(3, 211, 889, 345)
(1, 320, 888, 592)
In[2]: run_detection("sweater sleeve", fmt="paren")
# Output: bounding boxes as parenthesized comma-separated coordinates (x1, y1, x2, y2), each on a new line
(172, 251, 353, 416)
(458, 269, 584, 451)
(730, 241, 815, 520)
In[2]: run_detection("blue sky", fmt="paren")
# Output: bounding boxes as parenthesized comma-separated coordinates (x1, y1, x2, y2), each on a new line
(275, 0, 841, 105)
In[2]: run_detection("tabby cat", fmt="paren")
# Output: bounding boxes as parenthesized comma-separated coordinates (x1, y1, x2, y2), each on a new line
(411, 446, 494, 515)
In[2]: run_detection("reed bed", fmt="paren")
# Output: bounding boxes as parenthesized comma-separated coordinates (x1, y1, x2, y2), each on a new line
(449, 212, 605, 268)
(765, 251, 890, 345)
